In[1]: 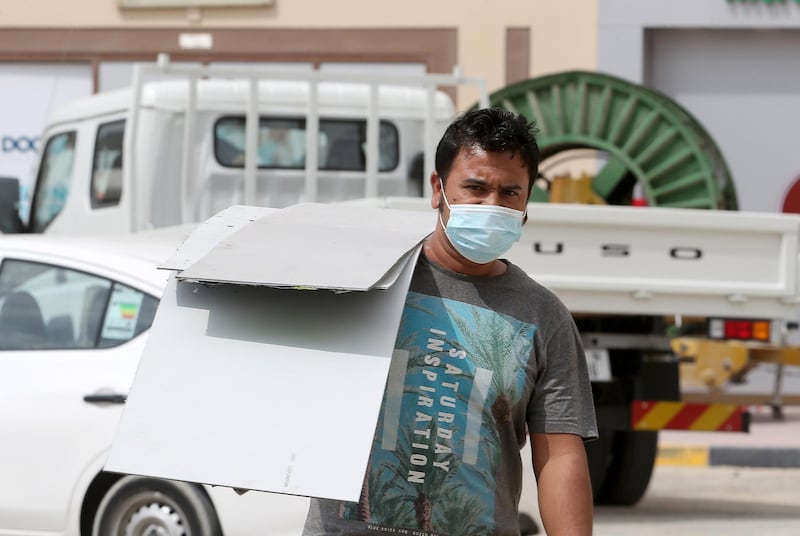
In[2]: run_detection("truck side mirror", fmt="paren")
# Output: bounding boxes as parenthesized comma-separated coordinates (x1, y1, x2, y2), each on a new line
(0, 177, 25, 234)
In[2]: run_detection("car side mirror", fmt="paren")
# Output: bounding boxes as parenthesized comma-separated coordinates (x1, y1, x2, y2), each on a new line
(0, 177, 24, 233)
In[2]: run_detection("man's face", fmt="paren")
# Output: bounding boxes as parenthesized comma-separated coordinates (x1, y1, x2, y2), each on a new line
(432, 147, 530, 218)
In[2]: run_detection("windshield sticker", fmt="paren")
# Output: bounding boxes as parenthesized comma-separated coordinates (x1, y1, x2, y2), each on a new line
(102, 286, 144, 340)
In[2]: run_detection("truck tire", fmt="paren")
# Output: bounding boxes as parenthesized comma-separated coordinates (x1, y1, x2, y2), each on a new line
(594, 430, 658, 506)
(92, 476, 222, 536)
(584, 431, 613, 498)
(518, 512, 540, 535)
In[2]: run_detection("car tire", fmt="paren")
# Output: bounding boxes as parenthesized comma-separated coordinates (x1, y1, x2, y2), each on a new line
(92, 476, 222, 536)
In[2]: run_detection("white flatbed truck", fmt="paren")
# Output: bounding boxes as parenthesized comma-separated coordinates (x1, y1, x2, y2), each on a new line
(2, 57, 799, 506)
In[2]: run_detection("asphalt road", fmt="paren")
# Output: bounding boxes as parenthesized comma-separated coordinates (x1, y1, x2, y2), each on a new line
(519, 447, 800, 535)
(593, 465, 800, 536)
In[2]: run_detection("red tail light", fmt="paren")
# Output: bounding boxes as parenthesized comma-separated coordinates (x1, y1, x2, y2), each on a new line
(710, 318, 771, 342)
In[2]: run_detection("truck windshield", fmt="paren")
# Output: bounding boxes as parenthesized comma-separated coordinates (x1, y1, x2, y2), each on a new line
(214, 117, 399, 172)
(29, 131, 76, 233)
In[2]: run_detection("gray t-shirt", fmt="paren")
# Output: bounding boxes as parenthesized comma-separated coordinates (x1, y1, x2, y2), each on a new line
(303, 254, 597, 536)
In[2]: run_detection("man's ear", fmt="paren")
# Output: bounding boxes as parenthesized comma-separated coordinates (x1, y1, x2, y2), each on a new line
(431, 172, 443, 210)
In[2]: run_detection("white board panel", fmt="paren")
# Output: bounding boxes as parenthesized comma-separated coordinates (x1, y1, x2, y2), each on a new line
(160, 205, 277, 271)
(107, 244, 419, 500)
(177, 203, 433, 291)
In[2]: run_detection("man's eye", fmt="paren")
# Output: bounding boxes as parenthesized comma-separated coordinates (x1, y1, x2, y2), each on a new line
(504, 190, 519, 197)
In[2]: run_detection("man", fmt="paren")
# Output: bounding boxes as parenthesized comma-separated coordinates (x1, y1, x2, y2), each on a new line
(304, 107, 597, 536)
(258, 123, 295, 167)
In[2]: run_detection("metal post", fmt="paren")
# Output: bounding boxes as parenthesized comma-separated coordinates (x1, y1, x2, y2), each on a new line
(423, 85, 437, 199)
(126, 62, 144, 232)
(365, 84, 379, 198)
(181, 75, 197, 223)
(476, 80, 490, 109)
(770, 360, 786, 420)
(244, 77, 259, 206)
(305, 79, 320, 202)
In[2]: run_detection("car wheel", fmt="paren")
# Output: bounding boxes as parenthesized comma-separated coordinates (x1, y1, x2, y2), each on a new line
(92, 476, 222, 536)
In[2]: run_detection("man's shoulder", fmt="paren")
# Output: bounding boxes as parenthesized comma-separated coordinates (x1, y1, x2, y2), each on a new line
(504, 261, 554, 294)
(503, 260, 572, 314)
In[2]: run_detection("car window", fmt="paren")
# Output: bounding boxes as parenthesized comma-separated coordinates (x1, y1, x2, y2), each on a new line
(30, 131, 76, 233)
(0, 259, 158, 350)
(214, 117, 399, 171)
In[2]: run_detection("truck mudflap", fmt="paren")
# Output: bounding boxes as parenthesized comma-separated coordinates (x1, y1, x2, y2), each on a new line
(632, 400, 750, 432)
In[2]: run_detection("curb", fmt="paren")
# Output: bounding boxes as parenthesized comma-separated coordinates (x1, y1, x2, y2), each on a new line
(657, 444, 800, 468)
(656, 445, 709, 467)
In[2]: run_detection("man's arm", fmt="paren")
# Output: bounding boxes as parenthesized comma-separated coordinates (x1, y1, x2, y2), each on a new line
(531, 432, 593, 536)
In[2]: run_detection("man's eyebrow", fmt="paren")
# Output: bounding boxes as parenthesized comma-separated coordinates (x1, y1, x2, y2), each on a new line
(502, 184, 524, 191)
(463, 177, 523, 190)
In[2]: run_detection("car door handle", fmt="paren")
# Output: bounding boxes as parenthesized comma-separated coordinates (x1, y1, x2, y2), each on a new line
(83, 393, 127, 404)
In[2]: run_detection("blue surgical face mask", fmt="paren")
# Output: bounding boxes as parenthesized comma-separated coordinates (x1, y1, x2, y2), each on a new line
(439, 181, 525, 264)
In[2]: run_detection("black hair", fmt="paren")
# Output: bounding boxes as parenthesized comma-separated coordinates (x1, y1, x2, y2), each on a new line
(434, 107, 540, 194)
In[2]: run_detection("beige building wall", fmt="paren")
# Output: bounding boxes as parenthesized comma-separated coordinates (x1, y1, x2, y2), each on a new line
(1, 0, 596, 107)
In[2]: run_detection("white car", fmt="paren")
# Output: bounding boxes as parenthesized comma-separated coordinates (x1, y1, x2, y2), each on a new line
(0, 230, 310, 536)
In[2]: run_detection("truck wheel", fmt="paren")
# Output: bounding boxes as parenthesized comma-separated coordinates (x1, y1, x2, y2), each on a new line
(92, 476, 222, 536)
(595, 430, 658, 506)
(518, 512, 540, 535)
(584, 431, 613, 498)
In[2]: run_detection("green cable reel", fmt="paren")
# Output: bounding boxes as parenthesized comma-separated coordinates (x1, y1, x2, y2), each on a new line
(484, 71, 738, 209)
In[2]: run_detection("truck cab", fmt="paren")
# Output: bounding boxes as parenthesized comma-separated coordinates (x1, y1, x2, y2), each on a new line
(7, 59, 484, 235)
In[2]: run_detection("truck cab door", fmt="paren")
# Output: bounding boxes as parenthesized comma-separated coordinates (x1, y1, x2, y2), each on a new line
(31, 119, 131, 235)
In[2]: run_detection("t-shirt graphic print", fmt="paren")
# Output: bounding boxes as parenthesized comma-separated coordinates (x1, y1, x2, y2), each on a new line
(340, 290, 535, 535)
